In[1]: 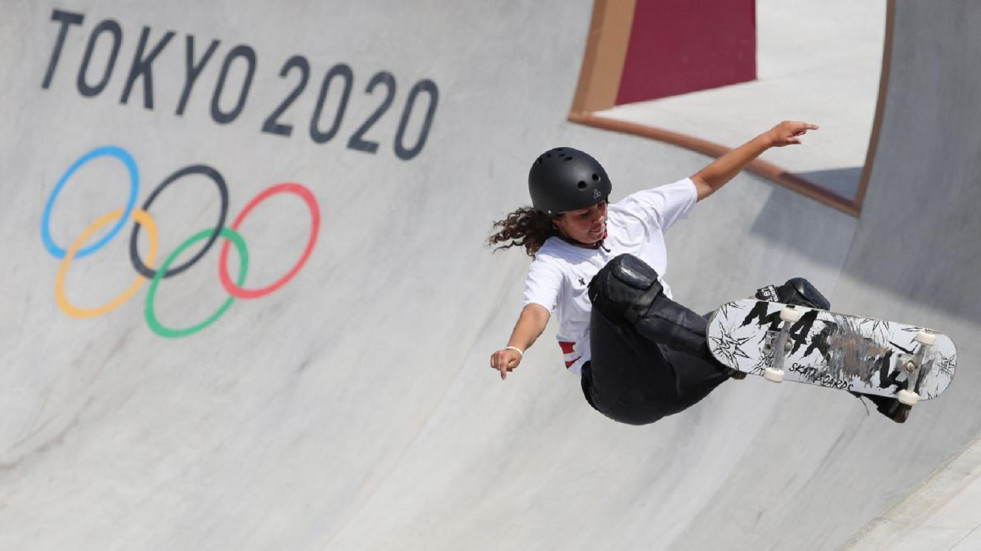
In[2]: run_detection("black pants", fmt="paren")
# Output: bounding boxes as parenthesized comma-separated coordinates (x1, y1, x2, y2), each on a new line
(580, 306, 730, 426)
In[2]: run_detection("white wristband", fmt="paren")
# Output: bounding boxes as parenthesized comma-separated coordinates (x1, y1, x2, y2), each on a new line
(505, 346, 524, 357)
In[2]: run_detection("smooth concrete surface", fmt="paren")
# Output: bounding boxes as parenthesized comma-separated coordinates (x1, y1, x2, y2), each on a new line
(0, 2, 978, 550)
(595, 0, 887, 200)
(846, 435, 981, 550)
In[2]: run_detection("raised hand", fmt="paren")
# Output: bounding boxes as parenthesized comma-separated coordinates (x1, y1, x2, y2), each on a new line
(767, 120, 819, 147)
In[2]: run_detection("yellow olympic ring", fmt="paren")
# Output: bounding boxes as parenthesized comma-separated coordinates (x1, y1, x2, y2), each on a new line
(55, 209, 159, 318)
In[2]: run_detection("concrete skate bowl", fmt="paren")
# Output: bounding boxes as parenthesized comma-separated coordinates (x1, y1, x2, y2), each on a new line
(570, 0, 891, 217)
(0, 2, 980, 550)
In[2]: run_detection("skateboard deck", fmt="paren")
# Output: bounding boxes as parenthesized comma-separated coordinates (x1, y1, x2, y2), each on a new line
(707, 299, 957, 403)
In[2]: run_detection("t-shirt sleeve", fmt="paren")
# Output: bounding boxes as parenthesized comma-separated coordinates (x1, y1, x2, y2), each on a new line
(522, 256, 563, 314)
(615, 177, 697, 232)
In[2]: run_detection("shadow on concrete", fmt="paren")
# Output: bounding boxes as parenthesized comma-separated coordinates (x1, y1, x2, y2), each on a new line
(747, 185, 859, 269)
(794, 167, 863, 203)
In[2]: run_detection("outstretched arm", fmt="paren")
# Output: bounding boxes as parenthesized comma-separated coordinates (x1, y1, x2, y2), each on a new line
(691, 120, 819, 201)
(490, 303, 550, 380)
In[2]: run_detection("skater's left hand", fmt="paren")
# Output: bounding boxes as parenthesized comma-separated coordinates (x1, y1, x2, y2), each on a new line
(766, 121, 819, 147)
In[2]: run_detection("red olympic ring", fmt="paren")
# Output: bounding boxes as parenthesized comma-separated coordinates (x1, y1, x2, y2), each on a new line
(218, 183, 320, 299)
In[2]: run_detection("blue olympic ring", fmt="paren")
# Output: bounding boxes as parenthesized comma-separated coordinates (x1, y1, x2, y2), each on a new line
(41, 145, 139, 259)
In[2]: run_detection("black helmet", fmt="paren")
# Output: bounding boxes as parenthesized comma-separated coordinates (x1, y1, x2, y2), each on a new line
(528, 147, 611, 217)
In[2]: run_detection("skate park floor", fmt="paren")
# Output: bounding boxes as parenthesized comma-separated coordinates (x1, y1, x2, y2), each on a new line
(2, 1, 981, 550)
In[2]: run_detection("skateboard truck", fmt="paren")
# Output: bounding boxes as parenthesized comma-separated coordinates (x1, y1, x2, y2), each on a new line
(763, 306, 803, 383)
(895, 330, 937, 406)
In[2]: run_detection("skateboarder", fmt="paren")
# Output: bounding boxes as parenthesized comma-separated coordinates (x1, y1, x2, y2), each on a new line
(488, 121, 911, 424)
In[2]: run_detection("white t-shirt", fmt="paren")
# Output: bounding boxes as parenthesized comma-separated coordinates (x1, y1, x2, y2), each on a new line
(522, 178, 698, 376)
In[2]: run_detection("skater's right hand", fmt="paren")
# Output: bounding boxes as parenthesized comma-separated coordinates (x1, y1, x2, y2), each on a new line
(490, 348, 523, 380)
(491, 304, 548, 381)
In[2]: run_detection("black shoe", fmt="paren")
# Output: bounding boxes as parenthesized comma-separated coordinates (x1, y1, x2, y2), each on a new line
(889, 404, 912, 423)
(851, 392, 911, 424)
(757, 278, 830, 310)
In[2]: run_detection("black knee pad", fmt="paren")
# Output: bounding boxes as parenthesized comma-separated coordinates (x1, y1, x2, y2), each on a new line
(588, 254, 664, 323)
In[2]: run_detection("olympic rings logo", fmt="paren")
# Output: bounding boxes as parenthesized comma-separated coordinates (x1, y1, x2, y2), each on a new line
(41, 145, 320, 338)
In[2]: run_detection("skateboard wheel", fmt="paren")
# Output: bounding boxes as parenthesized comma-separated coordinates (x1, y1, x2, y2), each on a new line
(915, 330, 937, 346)
(764, 368, 785, 383)
(780, 307, 802, 323)
(897, 389, 920, 406)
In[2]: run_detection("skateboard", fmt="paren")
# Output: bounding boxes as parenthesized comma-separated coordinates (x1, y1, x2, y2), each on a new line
(707, 299, 957, 406)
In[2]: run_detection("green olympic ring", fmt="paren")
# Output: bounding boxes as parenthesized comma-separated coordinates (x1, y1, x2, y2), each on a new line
(145, 228, 248, 338)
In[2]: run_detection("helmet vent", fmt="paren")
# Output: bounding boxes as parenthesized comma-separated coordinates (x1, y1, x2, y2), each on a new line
(577, 181, 587, 190)
(592, 173, 599, 181)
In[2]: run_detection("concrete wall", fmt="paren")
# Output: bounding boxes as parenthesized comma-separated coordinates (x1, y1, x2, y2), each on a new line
(0, 1, 977, 550)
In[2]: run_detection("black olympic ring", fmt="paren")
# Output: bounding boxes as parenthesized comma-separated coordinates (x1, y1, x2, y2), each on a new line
(128, 164, 229, 279)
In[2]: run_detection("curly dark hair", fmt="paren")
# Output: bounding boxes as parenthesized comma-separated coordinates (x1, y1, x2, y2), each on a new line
(487, 206, 556, 257)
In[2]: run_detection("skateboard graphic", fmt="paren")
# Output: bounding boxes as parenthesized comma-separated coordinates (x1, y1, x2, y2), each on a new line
(707, 299, 957, 407)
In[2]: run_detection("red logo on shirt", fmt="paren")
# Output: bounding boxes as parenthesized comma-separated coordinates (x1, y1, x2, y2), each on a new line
(558, 341, 581, 368)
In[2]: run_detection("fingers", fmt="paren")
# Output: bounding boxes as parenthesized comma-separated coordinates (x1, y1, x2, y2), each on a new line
(785, 120, 818, 130)
(498, 355, 511, 380)
(498, 358, 514, 380)
(783, 122, 817, 136)
(770, 121, 818, 147)
(490, 350, 521, 380)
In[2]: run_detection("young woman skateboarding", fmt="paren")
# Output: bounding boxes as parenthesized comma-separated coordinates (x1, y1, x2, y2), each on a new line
(488, 121, 912, 425)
